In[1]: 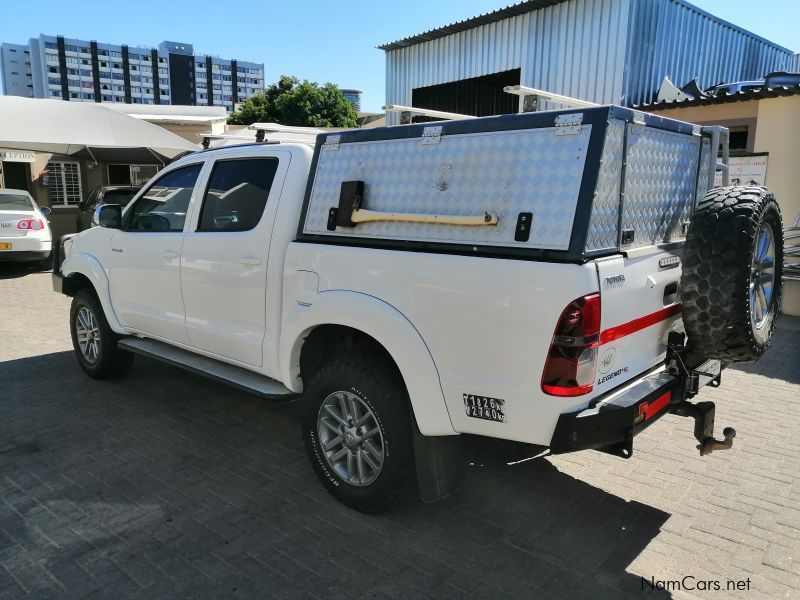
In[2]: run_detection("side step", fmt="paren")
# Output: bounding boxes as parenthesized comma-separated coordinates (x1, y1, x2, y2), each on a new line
(118, 337, 296, 400)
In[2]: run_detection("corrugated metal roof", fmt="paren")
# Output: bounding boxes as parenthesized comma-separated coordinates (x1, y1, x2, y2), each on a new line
(637, 84, 800, 110)
(378, 0, 566, 51)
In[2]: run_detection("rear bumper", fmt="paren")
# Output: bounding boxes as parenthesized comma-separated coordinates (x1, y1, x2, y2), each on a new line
(549, 370, 681, 456)
(0, 249, 51, 262)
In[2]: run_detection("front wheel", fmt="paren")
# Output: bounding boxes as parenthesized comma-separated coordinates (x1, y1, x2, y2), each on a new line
(70, 289, 134, 379)
(302, 355, 414, 513)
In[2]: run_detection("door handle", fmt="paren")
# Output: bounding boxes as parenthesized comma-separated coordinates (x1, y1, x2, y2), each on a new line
(162, 250, 179, 259)
(239, 257, 262, 266)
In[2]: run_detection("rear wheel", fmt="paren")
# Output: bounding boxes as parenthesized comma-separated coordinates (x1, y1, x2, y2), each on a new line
(70, 289, 134, 379)
(681, 186, 783, 362)
(302, 355, 414, 512)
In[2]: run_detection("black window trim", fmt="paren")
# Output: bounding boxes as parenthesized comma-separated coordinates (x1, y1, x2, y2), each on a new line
(195, 156, 280, 234)
(122, 161, 204, 233)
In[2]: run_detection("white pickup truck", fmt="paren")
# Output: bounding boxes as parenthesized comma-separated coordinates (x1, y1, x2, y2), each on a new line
(53, 106, 784, 512)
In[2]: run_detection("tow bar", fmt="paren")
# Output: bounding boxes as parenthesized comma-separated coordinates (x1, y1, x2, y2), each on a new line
(666, 332, 737, 456)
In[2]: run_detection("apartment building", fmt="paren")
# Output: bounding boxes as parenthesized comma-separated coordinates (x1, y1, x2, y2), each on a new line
(1, 34, 264, 110)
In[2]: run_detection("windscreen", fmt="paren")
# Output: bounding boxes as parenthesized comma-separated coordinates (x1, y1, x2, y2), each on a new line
(0, 193, 35, 211)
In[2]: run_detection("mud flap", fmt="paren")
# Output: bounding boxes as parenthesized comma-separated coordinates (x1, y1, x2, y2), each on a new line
(412, 424, 464, 503)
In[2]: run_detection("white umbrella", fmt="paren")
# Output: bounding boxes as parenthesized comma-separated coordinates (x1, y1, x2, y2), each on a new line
(0, 96, 198, 163)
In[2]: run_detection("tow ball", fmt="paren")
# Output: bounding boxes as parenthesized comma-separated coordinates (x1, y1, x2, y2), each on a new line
(666, 331, 737, 456)
(671, 401, 736, 456)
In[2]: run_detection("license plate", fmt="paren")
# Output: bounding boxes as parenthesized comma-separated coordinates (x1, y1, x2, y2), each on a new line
(0, 242, 11, 250)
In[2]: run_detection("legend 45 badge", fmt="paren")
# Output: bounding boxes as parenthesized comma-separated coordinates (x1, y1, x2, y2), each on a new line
(463, 394, 506, 423)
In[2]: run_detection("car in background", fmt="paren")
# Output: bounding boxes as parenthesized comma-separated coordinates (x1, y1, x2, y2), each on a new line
(0, 188, 52, 265)
(76, 186, 141, 232)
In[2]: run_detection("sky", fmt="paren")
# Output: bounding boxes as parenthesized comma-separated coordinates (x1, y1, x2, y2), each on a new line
(1, 0, 797, 112)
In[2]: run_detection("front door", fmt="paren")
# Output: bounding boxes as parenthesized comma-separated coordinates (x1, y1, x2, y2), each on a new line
(107, 162, 205, 344)
(180, 152, 287, 366)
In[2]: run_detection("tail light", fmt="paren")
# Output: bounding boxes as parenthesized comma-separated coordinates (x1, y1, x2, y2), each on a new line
(17, 219, 44, 231)
(541, 293, 601, 396)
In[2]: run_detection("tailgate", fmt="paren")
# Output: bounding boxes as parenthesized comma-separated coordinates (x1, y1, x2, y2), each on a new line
(593, 249, 683, 395)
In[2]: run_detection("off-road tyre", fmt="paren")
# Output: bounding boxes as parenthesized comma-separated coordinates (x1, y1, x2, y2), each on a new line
(302, 354, 414, 513)
(70, 289, 134, 379)
(681, 186, 783, 362)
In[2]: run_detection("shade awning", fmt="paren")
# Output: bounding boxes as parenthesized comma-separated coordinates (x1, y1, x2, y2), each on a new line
(0, 96, 199, 162)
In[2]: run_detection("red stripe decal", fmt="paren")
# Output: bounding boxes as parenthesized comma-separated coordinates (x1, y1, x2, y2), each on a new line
(600, 303, 681, 344)
(640, 392, 671, 420)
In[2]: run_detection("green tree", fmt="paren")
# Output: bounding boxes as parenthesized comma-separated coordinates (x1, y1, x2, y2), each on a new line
(227, 75, 359, 127)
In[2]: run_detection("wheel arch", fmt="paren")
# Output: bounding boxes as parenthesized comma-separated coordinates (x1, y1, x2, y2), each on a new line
(61, 253, 126, 334)
(280, 290, 457, 436)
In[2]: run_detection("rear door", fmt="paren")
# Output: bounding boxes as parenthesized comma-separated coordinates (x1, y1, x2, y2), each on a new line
(594, 248, 683, 395)
(180, 150, 289, 367)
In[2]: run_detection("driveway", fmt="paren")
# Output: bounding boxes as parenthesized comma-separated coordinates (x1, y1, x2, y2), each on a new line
(1, 266, 799, 599)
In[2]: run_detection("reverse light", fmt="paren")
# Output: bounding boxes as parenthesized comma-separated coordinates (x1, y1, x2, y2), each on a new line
(17, 219, 44, 231)
(541, 293, 601, 396)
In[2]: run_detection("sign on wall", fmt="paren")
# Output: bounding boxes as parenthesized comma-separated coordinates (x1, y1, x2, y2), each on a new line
(715, 153, 769, 187)
(0, 150, 36, 163)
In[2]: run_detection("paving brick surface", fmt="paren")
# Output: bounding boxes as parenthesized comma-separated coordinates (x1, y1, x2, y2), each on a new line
(1, 265, 799, 599)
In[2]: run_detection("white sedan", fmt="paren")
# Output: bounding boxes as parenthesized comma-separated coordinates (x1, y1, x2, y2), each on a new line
(0, 188, 53, 265)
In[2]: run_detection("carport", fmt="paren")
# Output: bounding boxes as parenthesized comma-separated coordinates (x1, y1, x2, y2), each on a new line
(0, 96, 197, 238)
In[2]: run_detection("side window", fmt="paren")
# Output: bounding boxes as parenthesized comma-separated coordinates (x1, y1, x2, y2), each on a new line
(125, 163, 202, 232)
(197, 158, 279, 232)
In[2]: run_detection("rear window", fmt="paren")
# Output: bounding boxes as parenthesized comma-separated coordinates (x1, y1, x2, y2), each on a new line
(104, 189, 138, 207)
(0, 193, 34, 211)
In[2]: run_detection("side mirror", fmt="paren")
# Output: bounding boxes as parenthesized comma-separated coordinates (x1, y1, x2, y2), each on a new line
(40, 206, 52, 216)
(96, 204, 122, 229)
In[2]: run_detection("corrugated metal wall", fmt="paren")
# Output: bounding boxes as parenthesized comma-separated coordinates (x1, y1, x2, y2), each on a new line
(384, 0, 795, 121)
(792, 54, 800, 72)
(623, 0, 794, 106)
(384, 0, 631, 124)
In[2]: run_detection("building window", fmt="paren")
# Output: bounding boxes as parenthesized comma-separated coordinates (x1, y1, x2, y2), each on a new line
(107, 164, 159, 186)
(47, 162, 82, 206)
(45, 42, 57, 49)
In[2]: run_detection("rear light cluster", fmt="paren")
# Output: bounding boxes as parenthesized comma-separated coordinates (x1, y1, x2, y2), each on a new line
(541, 293, 601, 397)
(17, 219, 44, 231)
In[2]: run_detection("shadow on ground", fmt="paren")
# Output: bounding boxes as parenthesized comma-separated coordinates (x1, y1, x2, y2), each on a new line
(0, 350, 671, 599)
(0, 262, 50, 280)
